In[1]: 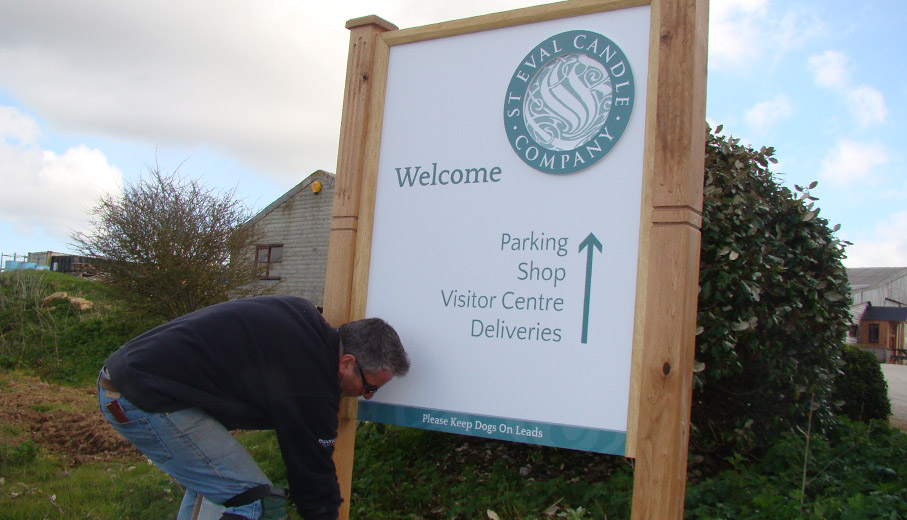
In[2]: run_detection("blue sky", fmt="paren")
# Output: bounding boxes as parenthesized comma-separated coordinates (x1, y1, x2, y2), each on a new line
(0, 0, 904, 266)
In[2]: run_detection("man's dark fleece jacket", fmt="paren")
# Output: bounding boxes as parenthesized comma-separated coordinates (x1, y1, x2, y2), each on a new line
(105, 296, 342, 520)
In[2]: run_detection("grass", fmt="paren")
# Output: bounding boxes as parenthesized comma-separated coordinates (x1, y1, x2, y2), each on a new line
(1, 379, 905, 520)
(1, 445, 183, 519)
(0, 426, 301, 520)
(0, 270, 163, 384)
(1, 270, 906, 519)
(349, 424, 633, 519)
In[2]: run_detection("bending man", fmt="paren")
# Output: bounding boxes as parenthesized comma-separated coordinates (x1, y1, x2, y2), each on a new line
(97, 295, 410, 520)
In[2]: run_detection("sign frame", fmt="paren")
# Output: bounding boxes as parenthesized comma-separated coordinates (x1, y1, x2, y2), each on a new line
(324, 1, 708, 518)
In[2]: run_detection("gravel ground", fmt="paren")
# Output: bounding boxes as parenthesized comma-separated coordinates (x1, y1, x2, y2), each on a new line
(881, 363, 907, 432)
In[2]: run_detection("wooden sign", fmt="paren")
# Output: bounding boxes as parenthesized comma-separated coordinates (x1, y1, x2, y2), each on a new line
(324, 1, 708, 518)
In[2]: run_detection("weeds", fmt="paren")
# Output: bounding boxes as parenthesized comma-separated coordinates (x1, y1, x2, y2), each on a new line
(0, 440, 39, 468)
(0, 270, 63, 361)
(0, 270, 162, 384)
(0, 444, 183, 519)
(685, 418, 907, 519)
(347, 424, 633, 519)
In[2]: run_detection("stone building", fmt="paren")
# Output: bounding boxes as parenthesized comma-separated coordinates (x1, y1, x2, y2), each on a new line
(244, 170, 334, 307)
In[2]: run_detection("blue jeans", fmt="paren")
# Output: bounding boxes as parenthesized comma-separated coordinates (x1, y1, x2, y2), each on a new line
(97, 371, 272, 519)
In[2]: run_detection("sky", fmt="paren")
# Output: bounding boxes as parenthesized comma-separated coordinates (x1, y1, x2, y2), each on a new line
(0, 0, 904, 267)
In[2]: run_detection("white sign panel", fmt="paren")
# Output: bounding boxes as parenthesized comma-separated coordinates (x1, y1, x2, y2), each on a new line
(359, 6, 651, 455)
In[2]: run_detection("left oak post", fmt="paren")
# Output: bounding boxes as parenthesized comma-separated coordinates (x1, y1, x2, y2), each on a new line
(322, 15, 397, 520)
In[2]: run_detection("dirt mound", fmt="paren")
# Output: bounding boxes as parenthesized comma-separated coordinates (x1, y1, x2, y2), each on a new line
(0, 373, 142, 463)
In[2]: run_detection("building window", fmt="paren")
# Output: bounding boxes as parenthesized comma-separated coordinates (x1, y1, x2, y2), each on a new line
(868, 323, 880, 344)
(256, 245, 283, 280)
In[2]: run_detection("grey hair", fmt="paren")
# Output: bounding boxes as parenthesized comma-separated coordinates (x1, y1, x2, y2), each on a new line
(339, 318, 410, 376)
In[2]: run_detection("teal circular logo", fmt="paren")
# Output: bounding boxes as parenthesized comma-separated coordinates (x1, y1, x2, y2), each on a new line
(504, 30, 635, 174)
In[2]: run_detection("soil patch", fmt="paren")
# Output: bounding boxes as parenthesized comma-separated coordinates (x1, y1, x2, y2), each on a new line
(0, 372, 142, 464)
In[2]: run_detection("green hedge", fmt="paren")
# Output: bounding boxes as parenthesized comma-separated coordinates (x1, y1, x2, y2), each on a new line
(693, 126, 851, 458)
(833, 344, 891, 422)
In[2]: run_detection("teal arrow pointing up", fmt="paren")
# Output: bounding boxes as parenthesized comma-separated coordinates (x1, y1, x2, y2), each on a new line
(579, 233, 603, 344)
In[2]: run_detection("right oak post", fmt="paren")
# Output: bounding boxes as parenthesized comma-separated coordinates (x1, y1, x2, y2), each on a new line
(630, 0, 709, 518)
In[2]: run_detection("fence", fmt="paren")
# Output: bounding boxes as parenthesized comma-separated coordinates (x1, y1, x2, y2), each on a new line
(1, 252, 98, 274)
(1, 252, 37, 272)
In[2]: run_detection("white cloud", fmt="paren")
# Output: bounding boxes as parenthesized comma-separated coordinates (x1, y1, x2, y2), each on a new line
(0, 0, 545, 184)
(808, 50, 849, 89)
(0, 105, 41, 144)
(0, 0, 545, 251)
(0, 107, 122, 242)
(844, 211, 907, 268)
(808, 50, 887, 128)
(850, 85, 888, 128)
(819, 138, 889, 186)
(708, 0, 824, 71)
(708, 0, 768, 67)
(0, 2, 334, 179)
(744, 94, 793, 135)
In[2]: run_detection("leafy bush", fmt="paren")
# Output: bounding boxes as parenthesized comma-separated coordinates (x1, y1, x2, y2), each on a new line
(833, 344, 891, 422)
(685, 419, 907, 519)
(693, 126, 851, 458)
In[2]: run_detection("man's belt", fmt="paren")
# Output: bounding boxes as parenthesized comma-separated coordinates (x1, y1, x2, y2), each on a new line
(99, 367, 130, 423)
(99, 369, 119, 393)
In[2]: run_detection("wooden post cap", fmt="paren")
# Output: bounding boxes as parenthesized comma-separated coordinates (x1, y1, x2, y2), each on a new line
(346, 15, 398, 31)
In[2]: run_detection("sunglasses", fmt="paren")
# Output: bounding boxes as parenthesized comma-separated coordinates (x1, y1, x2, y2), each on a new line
(355, 359, 380, 395)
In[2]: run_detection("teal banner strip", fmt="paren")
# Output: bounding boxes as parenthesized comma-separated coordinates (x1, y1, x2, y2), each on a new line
(358, 401, 626, 456)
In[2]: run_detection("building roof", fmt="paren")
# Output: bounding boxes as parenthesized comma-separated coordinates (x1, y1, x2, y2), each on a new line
(849, 301, 870, 322)
(847, 267, 907, 291)
(246, 170, 334, 227)
(863, 305, 907, 322)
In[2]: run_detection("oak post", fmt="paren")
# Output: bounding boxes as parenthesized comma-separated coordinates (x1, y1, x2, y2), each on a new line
(630, 0, 708, 518)
(323, 15, 397, 520)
